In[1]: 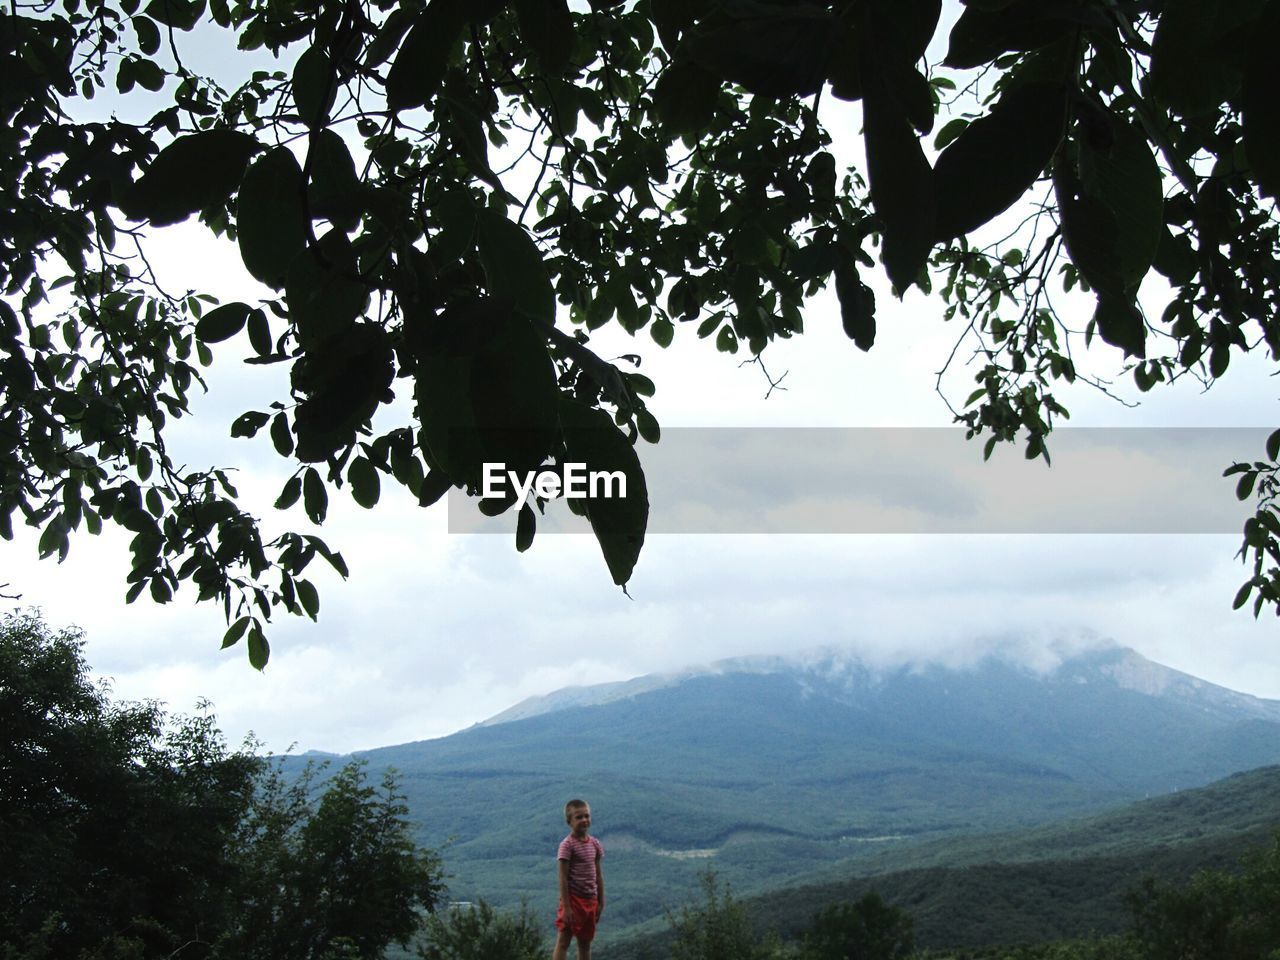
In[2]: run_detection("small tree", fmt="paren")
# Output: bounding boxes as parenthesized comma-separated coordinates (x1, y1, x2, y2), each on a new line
(668, 871, 773, 960)
(802, 892, 915, 960)
(416, 900, 545, 960)
(219, 758, 445, 960)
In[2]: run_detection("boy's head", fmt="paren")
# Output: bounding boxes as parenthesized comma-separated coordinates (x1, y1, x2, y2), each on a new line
(565, 798, 591, 835)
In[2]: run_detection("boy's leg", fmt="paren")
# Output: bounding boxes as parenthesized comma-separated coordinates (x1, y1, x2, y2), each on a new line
(575, 939, 591, 960)
(552, 929, 572, 960)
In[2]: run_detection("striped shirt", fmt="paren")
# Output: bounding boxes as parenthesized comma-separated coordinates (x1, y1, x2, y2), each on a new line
(557, 834, 604, 898)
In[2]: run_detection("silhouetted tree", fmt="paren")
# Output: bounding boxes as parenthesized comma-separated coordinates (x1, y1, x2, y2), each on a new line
(6, 0, 1280, 646)
(0, 610, 443, 959)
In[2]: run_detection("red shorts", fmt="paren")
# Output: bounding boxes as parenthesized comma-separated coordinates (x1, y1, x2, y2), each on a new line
(555, 893, 599, 942)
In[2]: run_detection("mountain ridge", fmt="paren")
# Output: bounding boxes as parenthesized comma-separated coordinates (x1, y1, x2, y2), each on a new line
(475, 644, 1280, 731)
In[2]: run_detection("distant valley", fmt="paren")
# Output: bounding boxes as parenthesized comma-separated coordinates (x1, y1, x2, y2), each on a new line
(315, 644, 1280, 944)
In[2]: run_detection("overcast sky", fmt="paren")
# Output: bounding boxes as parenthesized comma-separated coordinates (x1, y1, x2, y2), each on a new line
(5, 7, 1280, 755)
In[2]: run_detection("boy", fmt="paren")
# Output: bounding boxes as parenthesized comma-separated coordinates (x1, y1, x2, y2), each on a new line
(553, 798, 605, 960)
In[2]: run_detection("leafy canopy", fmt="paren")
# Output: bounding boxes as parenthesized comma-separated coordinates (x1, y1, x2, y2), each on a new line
(5, 0, 1280, 662)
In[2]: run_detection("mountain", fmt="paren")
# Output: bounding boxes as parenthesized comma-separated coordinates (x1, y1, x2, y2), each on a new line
(339, 645, 1280, 942)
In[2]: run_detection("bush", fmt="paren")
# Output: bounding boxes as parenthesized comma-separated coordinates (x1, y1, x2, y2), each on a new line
(802, 892, 914, 960)
(417, 900, 545, 960)
(668, 872, 785, 960)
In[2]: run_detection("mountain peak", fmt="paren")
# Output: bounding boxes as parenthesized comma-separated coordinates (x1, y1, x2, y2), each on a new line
(478, 643, 1280, 729)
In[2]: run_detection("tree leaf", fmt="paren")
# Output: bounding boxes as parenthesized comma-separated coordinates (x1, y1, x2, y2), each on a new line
(934, 82, 1066, 242)
(442, 96, 508, 195)
(650, 316, 674, 348)
(292, 324, 395, 463)
(293, 45, 336, 129)
(1093, 294, 1147, 359)
(286, 229, 368, 349)
(121, 130, 259, 226)
(246, 621, 269, 670)
(516, 503, 536, 552)
(221, 615, 251, 648)
(1078, 115, 1163, 293)
(144, 0, 205, 31)
(307, 129, 362, 230)
(414, 299, 559, 485)
(513, 0, 574, 76)
(870, 0, 941, 64)
(651, 0, 704, 53)
(230, 411, 270, 438)
(476, 209, 555, 325)
(636, 409, 660, 444)
(685, 0, 837, 97)
(899, 66, 936, 136)
(418, 468, 453, 507)
(247, 308, 272, 356)
(385, 0, 465, 112)
(1055, 163, 1123, 296)
(653, 60, 721, 138)
(835, 260, 876, 350)
(270, 412, 293, 457)
(943, 0, 1075, 70)
(132, 15, 161, 55)
(303, 466, 328, 524)
(825, 20, 862, 102)
(431, 189, 478, 264)
(275, 475, 302, 510)
(37, 514, 68, 561)
(860, 23, 935, 294)
(296, 578, 319, 620)
(348, 456, 380, 508)
(238, 147, 309, 290)
(559, 397, 648, 587)
(1149, 0, 1267, 117)
(195, 301, 251, 343)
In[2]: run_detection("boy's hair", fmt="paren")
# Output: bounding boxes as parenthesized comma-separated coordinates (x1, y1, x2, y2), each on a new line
(564, 798, 589, 823)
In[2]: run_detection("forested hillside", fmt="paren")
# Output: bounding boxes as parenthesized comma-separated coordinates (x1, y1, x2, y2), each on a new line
(610, 767, 1280, 958)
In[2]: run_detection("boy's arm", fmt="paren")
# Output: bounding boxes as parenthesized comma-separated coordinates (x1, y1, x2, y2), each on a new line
(596, 856, 605, 918)
(558, 858, 575, 921)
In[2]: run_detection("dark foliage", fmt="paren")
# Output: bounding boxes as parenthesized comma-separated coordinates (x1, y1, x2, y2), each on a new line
(3, 0, 1280, 652)
(803, 892, 915, 960)
(0, 611, 443, 959)
(0, 610, 260, 957)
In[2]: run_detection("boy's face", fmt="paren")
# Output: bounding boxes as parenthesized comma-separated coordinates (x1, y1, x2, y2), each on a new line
(568, 804, 592, 836)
